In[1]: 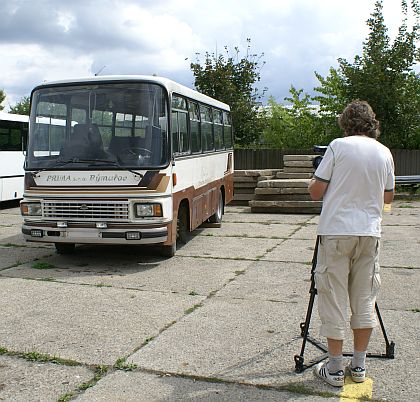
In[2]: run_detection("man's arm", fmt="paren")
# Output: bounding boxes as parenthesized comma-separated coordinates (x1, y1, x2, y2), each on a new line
(308, 177, 329, 201)
(384, 189, 394, 204)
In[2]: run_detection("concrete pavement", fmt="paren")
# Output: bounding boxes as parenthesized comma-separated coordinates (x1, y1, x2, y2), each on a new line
(0, 200, 419, 401)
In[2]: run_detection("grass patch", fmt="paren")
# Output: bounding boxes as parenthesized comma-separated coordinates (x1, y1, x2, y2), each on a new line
(57, 393, 74, 402)
(234, 270, 245, 276)
(78, 365, 109, 390)
(411, 308, 420, 313)
(0, 243, 27, 248)
(114, 357, 138, 371)
(22, 351, 79, 366)
(185, 303, 203, 315)
(32, 261, 56, 270)
(189, 290, 199, 296)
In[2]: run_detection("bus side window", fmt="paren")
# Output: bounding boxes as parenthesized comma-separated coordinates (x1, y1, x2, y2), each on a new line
(223, 111, 233, 148)
(213, 109, 224, 150)
(172, 95, 189, 155)
(171, 112, 179, 154)
(188, 101, 201, 153)
(200, 105, 213, 152)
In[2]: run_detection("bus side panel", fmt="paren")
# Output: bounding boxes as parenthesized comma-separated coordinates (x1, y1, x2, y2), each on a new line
(1, 177, 24, 201)
(0, 151, 25, 201)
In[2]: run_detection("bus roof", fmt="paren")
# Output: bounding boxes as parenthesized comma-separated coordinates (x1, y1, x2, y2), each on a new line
(0, 111, 29, 123)
(32, 75, 230, 111)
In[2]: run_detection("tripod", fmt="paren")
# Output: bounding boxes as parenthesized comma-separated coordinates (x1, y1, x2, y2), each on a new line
(294, 236, 395, 373)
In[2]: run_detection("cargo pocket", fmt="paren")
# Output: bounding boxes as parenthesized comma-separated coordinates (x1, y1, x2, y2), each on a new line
(371, 262, 381, 297)
(314, 265, 331, 294)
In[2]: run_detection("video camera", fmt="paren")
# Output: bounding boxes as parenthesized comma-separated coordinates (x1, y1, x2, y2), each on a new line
(312, 145, 328, 170)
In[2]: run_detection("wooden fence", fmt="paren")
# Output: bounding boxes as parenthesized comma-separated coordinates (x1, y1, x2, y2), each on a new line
(234, 148, 420, 176)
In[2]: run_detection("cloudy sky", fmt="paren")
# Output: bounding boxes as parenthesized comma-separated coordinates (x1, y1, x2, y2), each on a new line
(0, 0, 417, 109)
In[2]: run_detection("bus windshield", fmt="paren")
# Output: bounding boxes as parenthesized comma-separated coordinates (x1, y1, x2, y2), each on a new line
(26, 83, 169, 170)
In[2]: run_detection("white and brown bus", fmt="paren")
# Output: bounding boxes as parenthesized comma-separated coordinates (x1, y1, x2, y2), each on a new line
(20, 75, 234, 256)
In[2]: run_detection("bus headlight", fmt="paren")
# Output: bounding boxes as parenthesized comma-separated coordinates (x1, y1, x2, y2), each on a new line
(134, 203, 162, 218)
(21, 202, 42, 216)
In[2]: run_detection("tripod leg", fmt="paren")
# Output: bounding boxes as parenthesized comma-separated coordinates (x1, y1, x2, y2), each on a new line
(294, 287, 316, 372)
(294, 236, 321, 373)
(375, 302, 395, 358)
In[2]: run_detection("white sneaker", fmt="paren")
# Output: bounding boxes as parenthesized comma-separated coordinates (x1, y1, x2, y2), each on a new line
(347, 363, 366, 383)
(313, 361, 344, 387)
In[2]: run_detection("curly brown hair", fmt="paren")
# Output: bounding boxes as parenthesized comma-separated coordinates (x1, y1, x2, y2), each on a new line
(338, 100, 380, 139)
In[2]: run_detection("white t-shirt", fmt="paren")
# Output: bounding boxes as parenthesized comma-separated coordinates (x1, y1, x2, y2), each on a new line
(315, 135, 395, 237)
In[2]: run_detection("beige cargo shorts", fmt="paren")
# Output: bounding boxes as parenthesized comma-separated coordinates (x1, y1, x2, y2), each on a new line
(314, 236, 381, 340)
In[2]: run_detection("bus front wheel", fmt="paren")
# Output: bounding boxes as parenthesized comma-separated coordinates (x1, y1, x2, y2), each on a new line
(55, 243, 75, 254)
(161, 242, 176, 258)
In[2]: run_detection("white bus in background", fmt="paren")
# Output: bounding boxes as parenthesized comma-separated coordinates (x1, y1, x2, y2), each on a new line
(20, 75, 234, 256)
(0, 112, 28, 202)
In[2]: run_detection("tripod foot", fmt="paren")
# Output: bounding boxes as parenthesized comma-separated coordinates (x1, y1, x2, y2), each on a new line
(294, 355, 305, 373)
(386, 341, 395, 359)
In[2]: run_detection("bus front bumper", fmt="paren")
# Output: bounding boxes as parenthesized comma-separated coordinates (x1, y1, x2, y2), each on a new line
(21, 222, 169, 245)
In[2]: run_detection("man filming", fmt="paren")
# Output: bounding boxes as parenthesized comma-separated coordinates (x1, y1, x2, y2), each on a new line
(308, 100, 395, 387)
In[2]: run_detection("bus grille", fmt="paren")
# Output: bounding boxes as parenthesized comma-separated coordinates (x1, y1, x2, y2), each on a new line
(42, 200, 130, 221)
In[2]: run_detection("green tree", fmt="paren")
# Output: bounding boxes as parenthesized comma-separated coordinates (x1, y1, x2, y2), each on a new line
(0, 89, 6, 111)
(262, 87, 335, 149)
(9, 96, 30, 115)
(190, 39, 266, 146)
(314, 0, 420, 148)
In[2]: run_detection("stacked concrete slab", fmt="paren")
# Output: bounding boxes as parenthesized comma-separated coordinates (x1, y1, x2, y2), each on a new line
(232, 170, 281, 206)
(249, 155, 322, 213)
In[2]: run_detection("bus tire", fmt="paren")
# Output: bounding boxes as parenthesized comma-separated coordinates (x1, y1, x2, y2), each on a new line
(209, 189, 223, 223)
(177, 204, 189, 245)
(55, 243, 75, 254)
(161, 242, 176, 258)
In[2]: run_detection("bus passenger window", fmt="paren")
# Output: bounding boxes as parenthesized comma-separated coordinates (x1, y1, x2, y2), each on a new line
(178, 112, 189, 153)
(171, 112, 179, 154)
(213, 109, 223, 150)
(223, 111, 233, 148)
(189, 101, 201, 153)
(200, 105, 213, 152)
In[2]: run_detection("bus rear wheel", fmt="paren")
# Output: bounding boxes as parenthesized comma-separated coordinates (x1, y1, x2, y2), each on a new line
(55, 243, 75, 254)
(209, 189, 224, 223)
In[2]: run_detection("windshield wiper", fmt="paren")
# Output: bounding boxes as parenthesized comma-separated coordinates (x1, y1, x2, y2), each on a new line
(31, 158, 143, 179)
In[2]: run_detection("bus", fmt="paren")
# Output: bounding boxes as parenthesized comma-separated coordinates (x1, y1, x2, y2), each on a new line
(0, 112, 28, 203)
(20, 75, 234, 256)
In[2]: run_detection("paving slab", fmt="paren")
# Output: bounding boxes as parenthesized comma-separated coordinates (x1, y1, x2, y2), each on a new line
(381, 224, 420, 240)
(362, 310, 420, 402)
(128, 297, 311, 382)
(176, 235, 283, 260)
(197, 222, 299, 239)
(262, 239, 316, 263)
(75, 370, 332, 401)
(0, 245, 54, 270)
(0, 355, 93, 402)
(215, 260, 311, 303)
(0, 229, 52, 248)
(0, 277, 204, 365)
(290, 224, 317, 240)
(376, 267, 420, 311)
(380, 239, 420, 268)
(0, 213, 22, 226)
(0, 255, 252, 296)
(223, 209, 313, 225)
